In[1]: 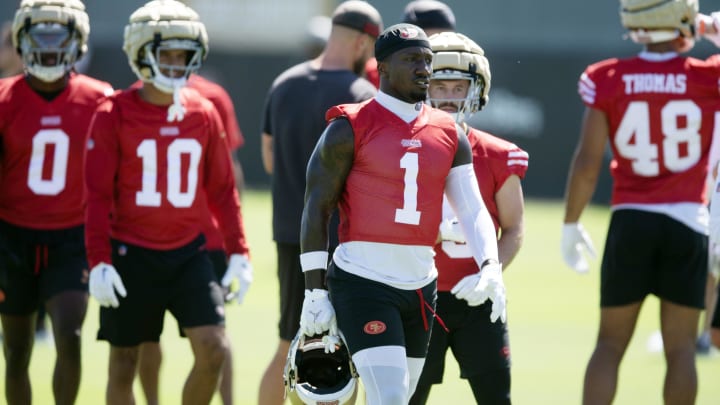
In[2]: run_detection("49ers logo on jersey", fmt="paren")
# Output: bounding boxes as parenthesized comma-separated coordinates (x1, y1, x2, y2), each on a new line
(363, 320, 387, 335)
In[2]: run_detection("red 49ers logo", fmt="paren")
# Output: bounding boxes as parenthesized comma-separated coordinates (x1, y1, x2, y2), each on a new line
(363, 320, 387, 335)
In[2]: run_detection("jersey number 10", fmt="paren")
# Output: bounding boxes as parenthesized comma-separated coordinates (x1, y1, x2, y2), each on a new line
(135, 138, 202, 208)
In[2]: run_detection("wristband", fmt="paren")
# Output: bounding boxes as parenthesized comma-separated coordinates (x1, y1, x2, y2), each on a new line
(300, 251, 329, 272)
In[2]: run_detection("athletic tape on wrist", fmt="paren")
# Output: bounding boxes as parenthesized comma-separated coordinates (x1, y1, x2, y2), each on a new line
(300, 251, 329, 272)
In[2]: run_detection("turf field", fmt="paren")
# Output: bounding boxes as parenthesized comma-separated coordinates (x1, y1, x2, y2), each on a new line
(5, 190, 720, 404)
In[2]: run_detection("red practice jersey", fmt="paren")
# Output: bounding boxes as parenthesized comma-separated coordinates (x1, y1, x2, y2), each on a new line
(434, 127, 529, 291)
(132, 77, 242, 252)
(579, 54, 720, 206)
(0, 73, 112, 229)
(187, 75, 244, 149)
(327, 99, 459, 246)
(85, 87, 248, 267)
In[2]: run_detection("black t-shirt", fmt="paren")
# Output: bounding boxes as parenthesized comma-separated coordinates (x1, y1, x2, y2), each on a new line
(263, 61, 376, 245)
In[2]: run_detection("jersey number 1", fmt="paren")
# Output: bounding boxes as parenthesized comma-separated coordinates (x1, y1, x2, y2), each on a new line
(395, 152, 421, 225)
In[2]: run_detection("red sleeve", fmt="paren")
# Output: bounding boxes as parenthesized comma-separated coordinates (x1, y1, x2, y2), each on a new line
(503, 144, 529, 180)
(578, 58, 618, 112)
(84, 101, 120, 268)
(212, 87, 244, 150)
(203, 106, 249, 255)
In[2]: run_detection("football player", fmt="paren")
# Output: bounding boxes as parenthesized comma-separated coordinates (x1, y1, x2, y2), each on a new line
(299, 23, 506, 405)
(0, 1, 112, 404)
(132, 72, 247, 405)
(84, 1, 252, 404)
(563, 0, 720, 403)
(410, 31, 528, 405)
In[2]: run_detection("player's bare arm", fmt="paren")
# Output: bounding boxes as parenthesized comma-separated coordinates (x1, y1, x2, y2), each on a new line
(495, 175, 525, 268)
(301, 117, 355, 290)
(563, 107, 608, 223)
(452, 123, 473, 167)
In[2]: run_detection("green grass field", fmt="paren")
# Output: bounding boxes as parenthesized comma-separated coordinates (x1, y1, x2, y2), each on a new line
(5, 190, 720, 404)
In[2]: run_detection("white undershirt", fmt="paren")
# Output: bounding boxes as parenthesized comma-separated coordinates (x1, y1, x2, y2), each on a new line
(375, 91, 422, 123)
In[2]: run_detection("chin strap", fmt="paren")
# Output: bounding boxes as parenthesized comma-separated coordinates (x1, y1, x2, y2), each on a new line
(166, 84, 186, 122)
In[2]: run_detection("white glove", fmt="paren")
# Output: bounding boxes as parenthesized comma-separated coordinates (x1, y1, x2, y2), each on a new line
(698, 13, 720, 47)
(439, 217, 466, 243)
(221, 253, 253, 304)
(561, 223, 597, 274)
(451, 261, 507, 323)
(321, 324, 340, 354)
(89, 262, 127, 308)
(299, 288, 336, 337)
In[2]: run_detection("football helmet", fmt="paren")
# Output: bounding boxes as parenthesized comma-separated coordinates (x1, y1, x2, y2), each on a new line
(284, 330, 358, 405)
(620, 0, 698, 43)
(123, 0, 208, 94)
(427, 31, 491, 123)
(12, 0, 89, 82)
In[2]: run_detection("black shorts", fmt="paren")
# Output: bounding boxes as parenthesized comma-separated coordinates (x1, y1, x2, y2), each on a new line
(277, 243, 305, 341)
(600, 209, 707, 309)
(207, 249, 227, 281)
(0, 221, 88, 315)
(418, 292, 510, 385)
(97, 235, 225, 347)
(327, 264, 436, 358)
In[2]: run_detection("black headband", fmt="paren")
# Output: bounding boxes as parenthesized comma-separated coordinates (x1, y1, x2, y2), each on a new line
(374, 23, 430, 61)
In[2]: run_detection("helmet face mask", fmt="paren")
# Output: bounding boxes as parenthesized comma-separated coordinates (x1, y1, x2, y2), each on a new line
(139, 38, 204, 93)
(284, 331, 358, 405)
(428, 70, 483, 123)
(12, 0, 90, 83)
(427, 32, 491, 123)
(19, 22, 79, 82)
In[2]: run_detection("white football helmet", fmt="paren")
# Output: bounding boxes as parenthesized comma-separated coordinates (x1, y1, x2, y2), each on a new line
(428, 31, 491, 123)
(284, 330, 358, 405)
(620, 0, 698, 44)
(123, 0, 208, 94)
(12, 0, 89, 82)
